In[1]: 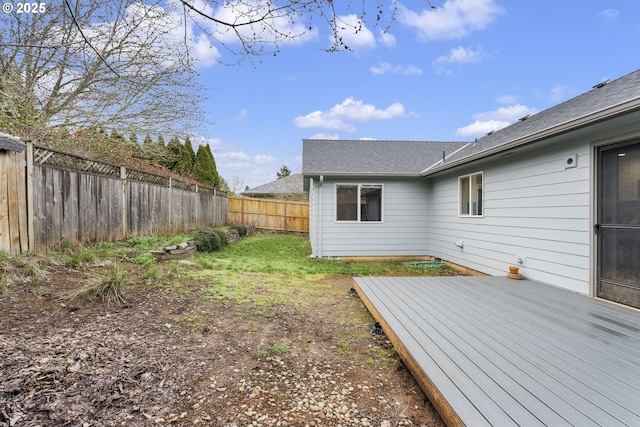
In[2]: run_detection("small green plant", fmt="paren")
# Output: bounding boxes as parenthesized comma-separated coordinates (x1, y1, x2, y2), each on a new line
(171, 315, 201, 331)
(143, 263, 161, 281)
(85, 264, 129, 305)
(367, 347, 402, 366)
(126, 236, 160, 250)
(334, 340, 351, 354)
(65, 250, 94, 268)
(130, 252, 157, 266)
(258, 342, 290, 356)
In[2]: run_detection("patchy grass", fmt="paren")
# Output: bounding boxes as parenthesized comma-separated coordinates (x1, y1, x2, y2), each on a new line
(65, 263, 130, 305)
(198, 234, 436, 278)
(190, 234, 455, 306)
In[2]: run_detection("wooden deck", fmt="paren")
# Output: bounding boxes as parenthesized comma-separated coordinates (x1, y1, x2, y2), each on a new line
(353, 276, 640, 427)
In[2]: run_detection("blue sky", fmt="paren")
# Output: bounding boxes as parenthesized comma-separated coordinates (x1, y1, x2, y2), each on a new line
(185, 1, 640, 190)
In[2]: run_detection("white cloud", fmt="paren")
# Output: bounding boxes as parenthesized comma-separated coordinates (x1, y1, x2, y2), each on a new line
(329, 14, 398, 52)
(456, 119, 510, 138)
(188, 31, 222, 68)
(189, 135, 277, 189)
(496, 94, 518, 105)
(598, 9, 619, 20)
(331, 14, 377, 51)
(234, 108, 249, 122)
(254, 154, 277, 165)
(455, 104, 539, 138)
(435, 46, 484, 64)
(294, 98, 406, 131)
(378, 31, 396, 48)
(308, 133, 341, 140)
(370, 62, 423, 75)
(204, 0, 318, 46)
(398, 0, 503, 41)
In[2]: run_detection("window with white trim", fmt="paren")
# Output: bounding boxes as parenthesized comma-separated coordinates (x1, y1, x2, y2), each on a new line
(336, 184, 383, 222)
(459, 172, 483, 216)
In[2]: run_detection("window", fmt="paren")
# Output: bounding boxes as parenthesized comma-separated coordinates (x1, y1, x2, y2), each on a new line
(459, 172, 483, 216)
(336, 184, 383, 222)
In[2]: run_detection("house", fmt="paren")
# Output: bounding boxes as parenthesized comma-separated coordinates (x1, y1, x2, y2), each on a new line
(303, 68, 640, 309)
(0, 132, 26, 152)
(241, 173, 307, 201)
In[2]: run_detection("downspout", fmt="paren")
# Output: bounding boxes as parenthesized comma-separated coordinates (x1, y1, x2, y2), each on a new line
(317, 175, 323, 259)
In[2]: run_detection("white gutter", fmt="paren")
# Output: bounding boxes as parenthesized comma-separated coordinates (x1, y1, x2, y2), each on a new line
(421, 142, 472, 172)
(420, 97, 640, 176)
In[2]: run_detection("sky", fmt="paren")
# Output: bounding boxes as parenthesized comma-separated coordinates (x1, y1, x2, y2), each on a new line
(181, 0, 640, 190)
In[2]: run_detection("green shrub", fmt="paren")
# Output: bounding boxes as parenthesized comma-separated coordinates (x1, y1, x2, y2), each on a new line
(231, 224, 248, 237)
(214, 229, 228, 246)
(193, 228, 228, 253)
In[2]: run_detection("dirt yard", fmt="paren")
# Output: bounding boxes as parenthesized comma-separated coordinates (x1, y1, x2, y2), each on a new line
(0, 258, 445, 427)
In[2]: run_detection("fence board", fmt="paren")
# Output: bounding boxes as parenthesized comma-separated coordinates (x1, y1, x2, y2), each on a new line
(16, 150, 28, 252)
(0, 153, 10, 252)
(227, 196, 308, 233)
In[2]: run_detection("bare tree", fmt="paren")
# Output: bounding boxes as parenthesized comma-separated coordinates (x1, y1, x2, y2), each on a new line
(0, 0, 436, 140)
(0, 0, 206, 139)
(178, 0, 427, 59)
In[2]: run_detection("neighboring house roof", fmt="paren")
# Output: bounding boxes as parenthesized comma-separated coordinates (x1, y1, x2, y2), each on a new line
(0, 133, 26, 152)
(422, 68, 640, 175)
(242, 173, 304, 197)
(302, 140, 468, 177)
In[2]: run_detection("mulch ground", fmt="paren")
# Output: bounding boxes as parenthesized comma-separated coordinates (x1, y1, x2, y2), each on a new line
(0, 261, 445, 427)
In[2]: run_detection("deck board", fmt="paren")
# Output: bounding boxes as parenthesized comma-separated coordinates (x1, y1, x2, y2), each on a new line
(354, 276, 640, 427)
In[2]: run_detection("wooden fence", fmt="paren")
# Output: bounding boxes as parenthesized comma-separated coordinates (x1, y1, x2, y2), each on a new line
(0, 143, 227, 253)
(0, 148, 28, 254)
(227, 196, 308, 233)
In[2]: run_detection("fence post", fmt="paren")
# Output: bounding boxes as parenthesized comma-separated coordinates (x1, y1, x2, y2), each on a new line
(195, 185, 199, 229)
(120, 166, 127, 239)
(168, 177, 173, 232)
(26, 142, 34, 252)
(284, 201, 288, 232)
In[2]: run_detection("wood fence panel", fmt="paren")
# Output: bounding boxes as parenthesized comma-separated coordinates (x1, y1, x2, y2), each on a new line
(31, 166, 45, 248)
(0, 153, 10, 252)
(16, 151, 28, 252)
(227, 196, 308, 233)
(44, 167, 57, 248)
(4, 144, 228, 252)
(61, 170, 79, 245)
(6, 153, 20, 252)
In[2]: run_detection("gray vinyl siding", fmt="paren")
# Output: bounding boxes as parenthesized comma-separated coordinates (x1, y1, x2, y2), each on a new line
(429, 139, 591, 294)
(318, 178, 429, 257)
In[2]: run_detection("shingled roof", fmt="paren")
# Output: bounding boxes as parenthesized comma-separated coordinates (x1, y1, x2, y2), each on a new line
(242, 173, 304, 198)
(0, 133, 26, 152)
(302, 140, 468, 177)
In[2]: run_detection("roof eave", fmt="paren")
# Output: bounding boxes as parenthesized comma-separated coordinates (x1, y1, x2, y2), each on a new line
(420, 97, 640, 177)
(302, 172, 423, 178)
